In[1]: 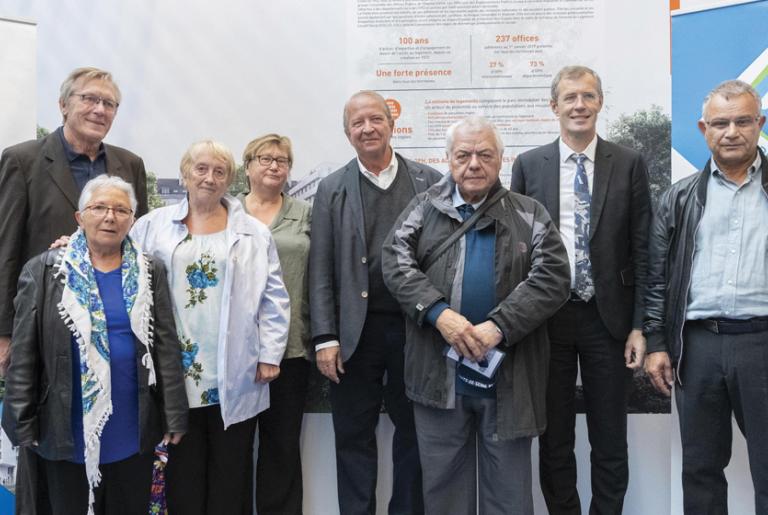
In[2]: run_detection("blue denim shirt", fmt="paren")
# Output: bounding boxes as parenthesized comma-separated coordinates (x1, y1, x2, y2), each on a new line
(687, 153, 768, 319)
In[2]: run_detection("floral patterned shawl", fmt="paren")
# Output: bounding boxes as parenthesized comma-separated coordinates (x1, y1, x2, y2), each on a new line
(55, 229, 156, 515)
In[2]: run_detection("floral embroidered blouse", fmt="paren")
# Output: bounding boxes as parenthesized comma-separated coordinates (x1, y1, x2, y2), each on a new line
(170, 231, 228, 408)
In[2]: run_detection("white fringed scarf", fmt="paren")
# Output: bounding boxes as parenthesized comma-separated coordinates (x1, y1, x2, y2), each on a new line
(55, 229, 157, 515)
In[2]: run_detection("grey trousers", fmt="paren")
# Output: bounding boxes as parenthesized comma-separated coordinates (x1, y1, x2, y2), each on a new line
(414, 395, 533, 515)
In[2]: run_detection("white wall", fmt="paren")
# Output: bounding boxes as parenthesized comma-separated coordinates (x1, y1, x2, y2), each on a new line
(0, 16, 36, 149)
(0, 15, 36, 491)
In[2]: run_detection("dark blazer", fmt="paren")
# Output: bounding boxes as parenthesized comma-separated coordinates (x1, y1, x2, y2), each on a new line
(309, 153, 442, 361)
(510, 137, 650, 340)
(0, 131, 148, 335)
(1, 249, 188, 459)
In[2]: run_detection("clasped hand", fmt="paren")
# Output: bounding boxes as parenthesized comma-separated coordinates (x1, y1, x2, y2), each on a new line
(435, 309, 502, 362)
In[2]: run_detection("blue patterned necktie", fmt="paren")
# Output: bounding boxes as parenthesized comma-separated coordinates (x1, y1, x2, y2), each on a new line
(457, 203, 475, 221)
(573, 153, 594, 301)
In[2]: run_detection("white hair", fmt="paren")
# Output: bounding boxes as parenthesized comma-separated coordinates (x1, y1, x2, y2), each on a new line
(445, 115, 504, 157)
(78, 175, 138, 213)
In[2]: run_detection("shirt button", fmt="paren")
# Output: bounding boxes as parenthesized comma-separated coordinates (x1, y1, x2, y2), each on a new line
(727, 280, 733, 285)
(361, 257, 367, 264)
(725, 310, 730, 315)
(731, 249, 736, 254)
(361, 291, 368, 298)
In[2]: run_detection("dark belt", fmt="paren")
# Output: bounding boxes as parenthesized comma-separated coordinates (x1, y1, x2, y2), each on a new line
(693, 317, 768, 335)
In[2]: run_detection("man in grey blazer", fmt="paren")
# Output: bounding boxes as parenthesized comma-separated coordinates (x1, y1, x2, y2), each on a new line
(0, 67, 147, 514)
(309, 90, 441, 514)
(510, 65, 650, 514)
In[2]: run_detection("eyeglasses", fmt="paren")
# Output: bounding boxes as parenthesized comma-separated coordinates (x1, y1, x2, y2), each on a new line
(191, 164, 228, 181)
(72, 93, 119, 112)
(452, 150, 498, 165)
(704, 117, 760, 131)
(254, 155, 291, 168)
(84, 204, 133, 219)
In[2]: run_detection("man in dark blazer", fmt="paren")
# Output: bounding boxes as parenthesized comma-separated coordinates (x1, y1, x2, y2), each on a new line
(309, 90, 441, 514)
(510, 65, 650, 515)
(0, 67, 147, 514)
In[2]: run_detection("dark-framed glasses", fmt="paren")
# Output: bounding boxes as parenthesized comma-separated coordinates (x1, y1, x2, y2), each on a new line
(84, 204, 133, 219)
(255, 155, 291, 168)
(73, 93, 119, 112)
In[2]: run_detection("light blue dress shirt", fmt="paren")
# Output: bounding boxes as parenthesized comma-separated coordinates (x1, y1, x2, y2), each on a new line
(687, 153, 768, 319)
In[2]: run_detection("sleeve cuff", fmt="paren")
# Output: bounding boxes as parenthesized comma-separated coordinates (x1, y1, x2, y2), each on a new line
(425, 301, 450, 327)
(315, 340, 340, 352)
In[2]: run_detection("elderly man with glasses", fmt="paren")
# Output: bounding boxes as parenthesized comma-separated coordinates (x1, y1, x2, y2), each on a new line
(0, 66, 148, 514)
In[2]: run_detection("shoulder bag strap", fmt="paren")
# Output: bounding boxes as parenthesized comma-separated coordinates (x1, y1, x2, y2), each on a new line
(421, 188, 507, 272)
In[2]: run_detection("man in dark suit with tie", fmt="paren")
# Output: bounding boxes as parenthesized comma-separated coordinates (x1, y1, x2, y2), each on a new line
(510, 65, 651, 514)
(309, 90, 441, 514)
(0, 66, 147, 514)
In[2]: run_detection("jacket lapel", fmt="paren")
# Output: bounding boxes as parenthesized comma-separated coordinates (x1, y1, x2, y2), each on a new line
(342, 158, 367, 244)
(42, 134, 79, 210)
(542, 140, 561, 227)
(104, 144, 125, 179)
(590, 137, 613, 239)
(398, 153, 430, 194)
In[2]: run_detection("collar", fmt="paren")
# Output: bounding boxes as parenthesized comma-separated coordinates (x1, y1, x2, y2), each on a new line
(278, 193, 303, 221)
(57, 126, 106, 162)
(559, 135, 598, 165)
(357, 148, 398, 177)
(452, 184, 487, 209)
(711, 151, 762, 182)
(171, 193, 257, 235)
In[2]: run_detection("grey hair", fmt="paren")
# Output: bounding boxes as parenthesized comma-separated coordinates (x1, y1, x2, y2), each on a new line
(342, 90, 393, 135)
(701, 79, 762, 119)
(78, 175, 138, 213)
(59, 67, 121, 123)
(445, 115, 505, 157)
(551, 65, 603, 102)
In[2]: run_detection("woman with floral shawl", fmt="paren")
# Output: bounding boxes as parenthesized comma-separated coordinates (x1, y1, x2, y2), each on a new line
(1, 175, 188, 515)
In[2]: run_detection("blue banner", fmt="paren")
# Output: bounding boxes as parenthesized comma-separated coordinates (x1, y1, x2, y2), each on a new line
(672, 0, 768, 169)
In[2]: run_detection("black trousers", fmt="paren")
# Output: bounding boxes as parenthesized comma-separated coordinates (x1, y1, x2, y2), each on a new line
(539, 299, 631, 515)
(676, 322, 768, 515)
(166, 404, 257, 515)
(14, 448, 50, 515)
(43, 451, 153, 515)
(329, 312, 423, 515)
(255, 357, 310, 515)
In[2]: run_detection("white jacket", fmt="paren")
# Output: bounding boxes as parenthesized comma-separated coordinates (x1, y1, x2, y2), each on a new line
(131, 195, 290, 428)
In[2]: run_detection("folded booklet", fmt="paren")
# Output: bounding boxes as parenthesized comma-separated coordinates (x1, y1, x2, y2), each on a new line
(445, 346, 505, 379)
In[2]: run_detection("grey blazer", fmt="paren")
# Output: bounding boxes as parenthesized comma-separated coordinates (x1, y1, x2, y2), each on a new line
(309, 153, 442, 361)
(0, 131, 148, 335)
(510, 137, 651, 340)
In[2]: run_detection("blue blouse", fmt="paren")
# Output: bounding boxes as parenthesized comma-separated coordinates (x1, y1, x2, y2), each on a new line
(70, 268, 139, 464)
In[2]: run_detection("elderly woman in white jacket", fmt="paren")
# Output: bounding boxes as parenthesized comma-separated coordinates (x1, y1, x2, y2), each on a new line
(131, 139, 289, 515)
